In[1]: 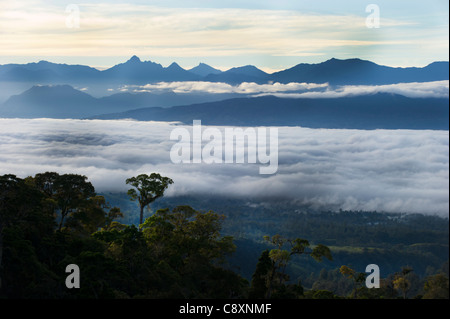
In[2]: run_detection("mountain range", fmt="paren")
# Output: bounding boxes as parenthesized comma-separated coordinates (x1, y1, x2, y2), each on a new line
(0, 84, 243, 118)
(1, 56, 448, 85)
(0, 56, 448, 130)
(91, 93, 449, 130)
(1, 83, 447, 130)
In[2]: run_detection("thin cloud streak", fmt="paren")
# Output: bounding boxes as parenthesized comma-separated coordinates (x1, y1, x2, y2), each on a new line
(126, 81, 328, 94)
(260, 81, 450, 99)
(124, 80, 449, 98)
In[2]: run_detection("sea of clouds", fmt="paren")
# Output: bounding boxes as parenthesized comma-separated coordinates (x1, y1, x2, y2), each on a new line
(0, 118, 448, 216)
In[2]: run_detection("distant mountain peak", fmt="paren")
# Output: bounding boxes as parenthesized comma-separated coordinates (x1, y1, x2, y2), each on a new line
(229, 65, 257, 71)
(188, 63, 222, 76)
(226, 65, 268, 76)
(167, 62, 183, 70)
(126, 55, 142, 63)
(24, 84, 87, 95)
(324, 57, 366, 64)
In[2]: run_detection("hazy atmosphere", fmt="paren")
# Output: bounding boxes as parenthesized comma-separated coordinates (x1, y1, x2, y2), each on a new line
(0, 0, 448, 303)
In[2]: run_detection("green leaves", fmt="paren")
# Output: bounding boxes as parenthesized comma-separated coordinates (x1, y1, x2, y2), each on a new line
(260, 234, 333, 298)
(340, 265, 355, 278)
(291, 238, 310, 255)
(28, 172, 97, 230)
(140, 206, 235, 266)
(126, 188, 138, 201)
(263, 234, 332, 262)
(126, 173, 174, 225)
(311, 244, 333, 262)
(268, 249, 290, 266)
(126, 173, 174, 206)
(423, 273, 449, 299)
(339, 265, 367, 298)
(0, 174, 46, 228)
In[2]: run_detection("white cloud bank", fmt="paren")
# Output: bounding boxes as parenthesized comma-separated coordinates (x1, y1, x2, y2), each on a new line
(0, 118, 448, 216)
(124, 80, 449, 98)
(262, 80, 450, 99)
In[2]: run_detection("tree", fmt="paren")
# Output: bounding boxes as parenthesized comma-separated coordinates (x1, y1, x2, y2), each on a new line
(33, 172, 60, 198)
(0, 174, 48, 291)
(126, 173, 173, 226)
(54, 174, 96, 231)
(422, 273, 449, 299)
(29, 172, 96, 230)
(259, 234, 332, 299)
(248, 250, 272, 298)
(393, 267, 413, 299)
(139, 206, 244, 298)
(339, 265, 366, 299)
(141, 206, 235, 265)
(66, 195, 123, 235)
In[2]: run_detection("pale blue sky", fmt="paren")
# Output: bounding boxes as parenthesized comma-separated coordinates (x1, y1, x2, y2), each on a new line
(0, 0, 448, 71)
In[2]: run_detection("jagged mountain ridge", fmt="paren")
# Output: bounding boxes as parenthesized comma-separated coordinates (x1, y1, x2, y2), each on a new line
(1, 56, 448, 85)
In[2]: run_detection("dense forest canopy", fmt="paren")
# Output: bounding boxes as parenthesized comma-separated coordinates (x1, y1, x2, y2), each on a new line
(0, 172, 448, 299)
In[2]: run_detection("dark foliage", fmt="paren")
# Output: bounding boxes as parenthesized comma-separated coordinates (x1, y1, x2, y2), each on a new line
(0, 173, 448, 299)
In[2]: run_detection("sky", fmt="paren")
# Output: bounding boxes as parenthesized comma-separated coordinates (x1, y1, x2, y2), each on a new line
(0, 119, 448, 216)
(0, 0, 448, 72)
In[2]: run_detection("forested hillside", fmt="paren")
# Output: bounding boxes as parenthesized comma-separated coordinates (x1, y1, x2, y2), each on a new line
(1, 172, 448, 299)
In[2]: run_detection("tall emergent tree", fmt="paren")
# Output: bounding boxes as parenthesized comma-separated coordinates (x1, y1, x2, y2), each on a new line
(126, 173, 174, 226)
